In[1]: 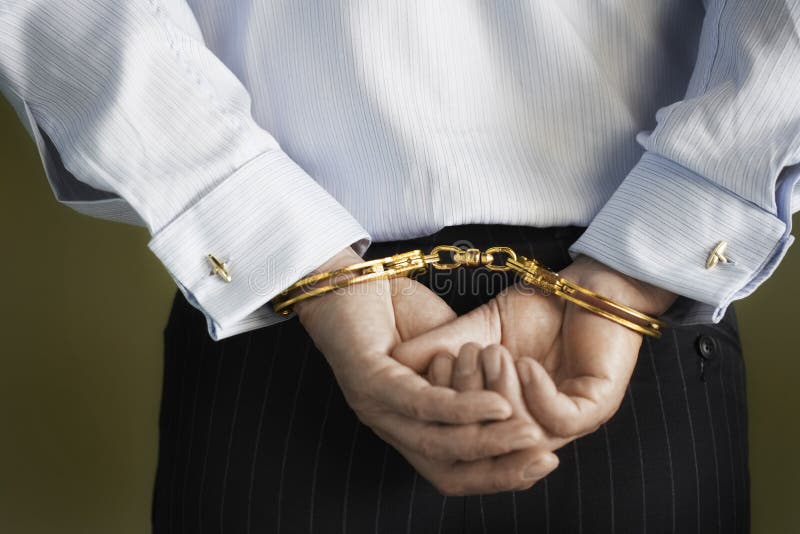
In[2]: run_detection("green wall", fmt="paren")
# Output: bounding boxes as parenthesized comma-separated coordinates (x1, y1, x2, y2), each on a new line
(1, 98, 798, 533)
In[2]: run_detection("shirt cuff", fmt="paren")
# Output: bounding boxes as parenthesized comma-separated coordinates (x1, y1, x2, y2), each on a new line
(148, 150, 371, 340)
(568, 152, 796, 325)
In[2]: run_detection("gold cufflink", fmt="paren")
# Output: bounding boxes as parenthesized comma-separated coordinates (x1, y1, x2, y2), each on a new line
(208, 254, 231, 282)
(706, 241, 734, 269)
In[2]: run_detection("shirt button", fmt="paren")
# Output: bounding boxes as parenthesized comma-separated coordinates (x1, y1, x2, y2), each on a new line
(696, 335, 718, 360)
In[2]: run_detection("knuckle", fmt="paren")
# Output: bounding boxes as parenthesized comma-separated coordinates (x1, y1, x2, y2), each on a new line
(523, 423, 544, 443)
(417, 435, 445, 461)
(404, 398, 425, 420)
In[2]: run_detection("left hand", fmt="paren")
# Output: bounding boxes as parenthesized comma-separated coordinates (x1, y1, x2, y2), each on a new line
(393, 255, 677, 445)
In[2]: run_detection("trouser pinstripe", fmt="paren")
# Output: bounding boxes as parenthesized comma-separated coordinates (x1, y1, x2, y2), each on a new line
(152, 224, 749, 533)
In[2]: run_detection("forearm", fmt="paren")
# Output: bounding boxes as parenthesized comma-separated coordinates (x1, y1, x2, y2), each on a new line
(1, 1, 371, 339)
(570, 0, 800, 322)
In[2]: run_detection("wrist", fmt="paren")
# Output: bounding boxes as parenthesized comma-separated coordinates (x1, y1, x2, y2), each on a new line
(294, 246, 364, 319)
(563, 255, 677, 317)
(309, 246, 363, 274)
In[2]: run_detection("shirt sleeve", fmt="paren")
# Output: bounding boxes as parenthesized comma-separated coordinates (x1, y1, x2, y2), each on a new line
(0, 0, 371, 340)
(569, 0, 800, 324)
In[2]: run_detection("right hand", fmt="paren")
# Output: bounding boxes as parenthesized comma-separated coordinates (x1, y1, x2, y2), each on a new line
(294, 247, 556, 495)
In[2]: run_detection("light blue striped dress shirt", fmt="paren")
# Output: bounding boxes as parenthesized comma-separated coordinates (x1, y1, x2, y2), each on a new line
(1, 1, 798, 340)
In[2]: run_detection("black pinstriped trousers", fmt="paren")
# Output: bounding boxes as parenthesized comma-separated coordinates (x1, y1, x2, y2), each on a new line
(152, 224, 749, 533)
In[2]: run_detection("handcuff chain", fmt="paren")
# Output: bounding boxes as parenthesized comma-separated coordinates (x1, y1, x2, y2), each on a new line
(271, 244, 666, 338)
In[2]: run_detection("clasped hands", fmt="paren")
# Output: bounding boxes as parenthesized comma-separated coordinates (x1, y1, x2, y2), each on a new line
(295, 247, 676, 496)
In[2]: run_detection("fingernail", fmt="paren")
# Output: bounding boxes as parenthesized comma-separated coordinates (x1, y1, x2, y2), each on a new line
(487, 401, 512, 420)
(517, 360, 532, 385)
(523, 461, 543, 480)
(430, 356, 449, 383)
(456, 351, 478, 375)
(483, 351, 501, 381)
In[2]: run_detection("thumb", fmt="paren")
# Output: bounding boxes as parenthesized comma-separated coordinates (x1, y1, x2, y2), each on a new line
(392, 301, 500, 373)
(390, 278, 456, 341)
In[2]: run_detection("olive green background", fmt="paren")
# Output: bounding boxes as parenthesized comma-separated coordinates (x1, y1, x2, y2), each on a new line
(1, 97, 798, 534)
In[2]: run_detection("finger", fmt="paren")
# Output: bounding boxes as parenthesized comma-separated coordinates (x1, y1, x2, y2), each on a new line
(378, 413, 543, 462)
(370, 363, 512, 423)
(404, 445, 559, 496)
(478, 346, 574, 453)
(452, 343, 484, 392)
(446, 449, 560, 495)
(516, 357, 617, 438)
(427, 352, 455, 387)
(390, 277, 457, 341)
(392, 303, 500, 373)
(480, 344, 529, 416)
